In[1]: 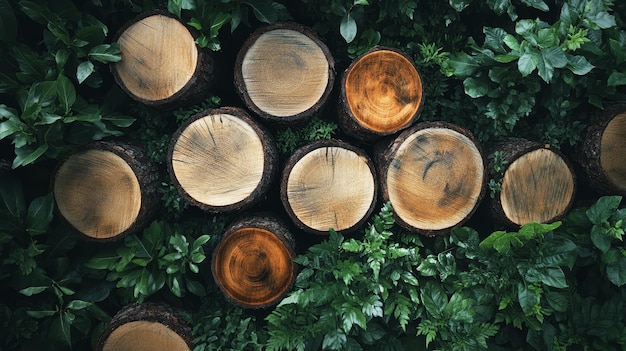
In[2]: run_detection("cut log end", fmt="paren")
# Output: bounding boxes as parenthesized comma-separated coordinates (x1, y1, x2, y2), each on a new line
(168, 107, 277, 213)
(600, 112, 626, 193)
(212, 216, 297, 309)
(500, 148, 576, 226)
(380, 122, 484, 235)
(340, 47, 424, 140)
(281, 140, 377, 234)
(235, 22, 335, 124)
(53, 141, 160, 241)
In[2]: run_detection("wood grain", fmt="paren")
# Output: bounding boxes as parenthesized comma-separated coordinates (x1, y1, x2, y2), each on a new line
(600, 112, 626, 192)
(102, 321, 190, 351)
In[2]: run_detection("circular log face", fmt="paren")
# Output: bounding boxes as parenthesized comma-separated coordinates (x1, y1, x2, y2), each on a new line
(500, 148, 575, 225)
(54, 149, 141, 239)
(601, 112, 626, 192)
(285, 145, 376, 232)
(345, 49, 422, 133)
(171, 113, 265, 207)
(114, 14, 198, 102)
(213, 228, 295, 308)
(386, 128, 484, 231)
(102, 321, 190, 351)
(240, 28, 330, 118)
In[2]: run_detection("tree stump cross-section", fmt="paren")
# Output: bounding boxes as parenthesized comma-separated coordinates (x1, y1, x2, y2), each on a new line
(167, 107, 278, 213)
(280, 139, 378, 235)
(378, 121, 485, 236)
(234, 22, 335, 125)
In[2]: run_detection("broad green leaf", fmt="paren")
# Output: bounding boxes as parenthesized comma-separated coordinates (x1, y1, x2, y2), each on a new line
(545, 290, 568, 312)
(537, 28, 558, 47)
(89, 43, 121, 63)
(340, 14, 357, 43)
(77, 61, 95, 84)
(168, 0, 182, 18)
(56, 75, 76, 114)
(53, 313, 72, 347)
(26, 193, 54, 235)
(587, 11, 615, 29)
(0, 117, 23, 140)
(13, 144, 49, 168)
(606, 254, 626, 286)
(463, 77, 489, 98)
(484, 27, 508, 52)
(102, 114, 135, 128)
(542, 46, 568, 68)
(192, 234, 211, 251)
(0, 0, 17, 43)
(420, 281, 447, 318)
(587, 196, 622, 224)
(342, 306, 367, 332)
(354, 0, 369, 5)
(538, 267, 568, 288)
(503, 34, 520, 50)
(66, 300, 91, 310)
(449, 52, 479, 77)
(19, 286, 48, 296)
(567, 55, 594, 75)
(521, 0, 549, 11)
(518, 52, 538, 76)
(517, 283, 539, 314)
(591, 225, 613, 253)
(494, 54, 519, 63)
(607, 71, 626, 87)
(186, 278, 206, 296)
(0, 174, 26, 229)
(26, 309, 56, 318)
(449, 0, 473, 12)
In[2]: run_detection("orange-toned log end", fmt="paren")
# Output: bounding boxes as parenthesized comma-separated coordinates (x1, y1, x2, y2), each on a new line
(53, 141, 160, 242)
(96, 303, 193, 351)
(212, 216, 297, 309)
(112, 10, 215, 108)
(280, 140, 378, 235)
(167, 107, 278, 213)
(490, 139, 576, 227)
(339, 46, 424, 141)
(579, 105, 626, 197)
(378, 122, 485, 236)
(234, 22, 335, 125)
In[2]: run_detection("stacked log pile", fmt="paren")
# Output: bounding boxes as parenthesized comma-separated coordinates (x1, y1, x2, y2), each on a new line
(50, 11, 626, 342)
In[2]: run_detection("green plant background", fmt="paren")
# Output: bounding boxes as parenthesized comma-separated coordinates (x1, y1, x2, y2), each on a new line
(1, 0, 626, 350)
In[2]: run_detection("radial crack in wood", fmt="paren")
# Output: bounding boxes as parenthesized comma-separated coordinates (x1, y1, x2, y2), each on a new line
(167, 107, 277, 213)
(378, 122, 484, 236)
(281, 140, 377, 234)
(234, 22, 335, 124)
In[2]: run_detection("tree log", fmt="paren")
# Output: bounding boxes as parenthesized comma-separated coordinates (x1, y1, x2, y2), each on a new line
(212, 214, 297, 309)
(52, 140, 160, 242)
(338, 46, 424, 141)
(234, 22, 335, 125)
(280, 139, 377, 235)
(167, 107, 278, 213)
(95, 302, 193, 351)
(111, 10, 216, 109)
(377, 121, 485, 236)
(487, 138, 576, 227)
(578, 103, 626, 196)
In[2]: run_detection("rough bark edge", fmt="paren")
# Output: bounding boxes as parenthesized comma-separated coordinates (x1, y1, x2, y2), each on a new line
(110, 9, 217, 110)
(233, 21, 336, 126)
(280, 138, 378, 235)
(486, 137, 577, 229)
(94, 302, 193, 351)
(166, 106, 278, 213)
(211, 213, 298, 309)
(338, 46, 425, 142)
(376, 121, 485, 237)
(577, 102, 626, 197)
(51, 139, 161, 243)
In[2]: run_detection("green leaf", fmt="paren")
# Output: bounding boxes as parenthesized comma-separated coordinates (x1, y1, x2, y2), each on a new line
(463, 77, 489, 98)
(340, 14, 357, 43)
(26, 310, 56, 318)
(567, 55, 594, 75)
(606, 254, 626, 286)
(545, 290, 568, 312)
(89, 43, 121, 63)
(168, 0, 182, 18)
(19, 286, 48, 296)
(591, 225, 613, 253)
(56, 75, 76, 115)
(538, 267, 568, 288)
(243, 0, 278, 24)
(518, 52, 538, 76)
(76, 61, 95, 84)
(186, 279, 206, 296)
(607, 71, 626, 87)
(420, 281, 447, 318)
(587, 196, 622, 224)
(0, 0, 17, 43)
(102, 114, 135, 128)
(521, 0, 548, 11)
(26, 193, 54, 235)
(542, 46, 568, 69)
(449, 52, 479, 77)
(192, 234, 211, 251)
(66, 300, 91, 310)
(342, 306, 367, 332)
(13, 144, 49, 168)
(517, 283, 539, 314)
(449, 0, 473, 12)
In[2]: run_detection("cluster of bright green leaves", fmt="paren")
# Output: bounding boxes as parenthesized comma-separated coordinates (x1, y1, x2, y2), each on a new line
(275, 115, 338, 154)
(266, 203, 422, 351)
(0, 0, 134, 168)
(0, 174, 109, 350)
(85, 221, 210, 303)
(167, 0, 290, 51)
(447, 0, 624, 146)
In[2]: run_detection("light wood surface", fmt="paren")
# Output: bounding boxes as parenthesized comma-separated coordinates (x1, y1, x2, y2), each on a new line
(345, 49, 422, 133)
(285, 146, 376, 232)
(240, 28, 330, 117)
(500, 148, 575, 225)
(171, 113, 265, 207)
(115, 14, 198, 101)
(601, 112, 626, 192)
(54, 149, 141, 239)
(102, 321, 190, 351)
(386, 127, 484, 231)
